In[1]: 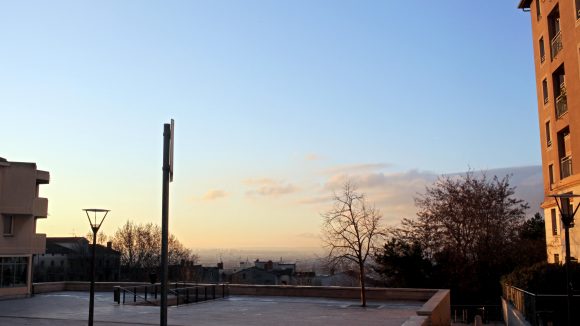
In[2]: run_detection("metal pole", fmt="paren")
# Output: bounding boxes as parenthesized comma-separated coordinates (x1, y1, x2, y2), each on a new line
(564, 225, 572, 325)
(88, 228, 97, 326)
(160, 123, 171, 326)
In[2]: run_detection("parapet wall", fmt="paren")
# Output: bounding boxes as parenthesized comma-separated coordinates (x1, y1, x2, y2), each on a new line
(33, 282, 149, 294)
(229, 284, 436, 301)
(33, 282, 450, 326)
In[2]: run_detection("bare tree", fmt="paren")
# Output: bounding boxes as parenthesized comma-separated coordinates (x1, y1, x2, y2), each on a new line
(321, 182, 384, 307)
(111, 221, 195, 275)
(85, 231, 109, 246)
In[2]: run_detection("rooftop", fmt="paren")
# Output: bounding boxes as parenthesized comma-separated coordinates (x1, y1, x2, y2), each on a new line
(0, 291, 423, 326)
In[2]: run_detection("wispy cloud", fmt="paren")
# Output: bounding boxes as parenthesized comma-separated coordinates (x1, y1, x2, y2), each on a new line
(323, 163, 392, 175)
(315, 165, 543, 223)
(305, 153, 322, 161)
(201, 189, 228, 201)
(245, 178, 299, 197)
(296, 195, 332, 205)
(243, 178, 278, 186)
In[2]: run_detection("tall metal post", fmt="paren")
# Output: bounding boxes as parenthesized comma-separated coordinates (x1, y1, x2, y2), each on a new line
(551, 194, 578, 326)
(83, 208, 109, 326)
(88, 227, 97, 326)
(160, 122, 172, 326)
(564, 224, 572, 325)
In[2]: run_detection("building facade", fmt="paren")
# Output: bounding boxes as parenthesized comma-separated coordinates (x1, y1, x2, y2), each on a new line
(34, 237, 121, 282)
(0, 157, 49, 298)
(519, 0, 580, 263)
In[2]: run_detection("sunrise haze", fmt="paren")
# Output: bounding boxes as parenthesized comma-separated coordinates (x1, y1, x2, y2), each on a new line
(0, 1, 540, 251)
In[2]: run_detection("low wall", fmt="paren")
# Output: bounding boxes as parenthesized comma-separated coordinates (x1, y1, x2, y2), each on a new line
(417, 289, 450, 326)
(33, 282, 149, 294)
(229, 284, 436, 301)
(32, 282, 450, 325)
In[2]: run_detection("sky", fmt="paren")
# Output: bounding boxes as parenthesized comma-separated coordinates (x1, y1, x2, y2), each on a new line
(0, 1, 542, 252)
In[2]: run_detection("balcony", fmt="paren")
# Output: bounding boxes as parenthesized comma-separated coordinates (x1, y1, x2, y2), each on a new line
(561, 155, 572, 179)
(556, 94, 568, 118)
(551, 31, 563, 60)
(33, 197, 48, 218)
(36, 170, 50, 184)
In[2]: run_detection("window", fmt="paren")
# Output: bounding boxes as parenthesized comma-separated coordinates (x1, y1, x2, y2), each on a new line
(546, 121, 552, 147)
(536, 0, 542, 20)
(558, 127, 572, 178)
(549, 164, 555, 187)
(554, 254, 560, 264)
(0, 257, 28, 288)
(2, 215, 13, 236)
(542, 79, 549, 104)
(576, 0, 580, 20)
(549, 6, 562, 60)
(551, 208, 558, 235)
(539, 37, 546, 63)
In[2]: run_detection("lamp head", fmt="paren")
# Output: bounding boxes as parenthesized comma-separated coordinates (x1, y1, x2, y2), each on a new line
(83, 208, 110, 231)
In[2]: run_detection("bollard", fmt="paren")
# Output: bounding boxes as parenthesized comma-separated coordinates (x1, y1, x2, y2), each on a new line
(113, 287, 120, 304)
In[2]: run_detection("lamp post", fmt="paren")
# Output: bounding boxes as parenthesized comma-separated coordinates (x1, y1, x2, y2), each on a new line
(550, 194, 578, 326)
(83, 208, 110, 326)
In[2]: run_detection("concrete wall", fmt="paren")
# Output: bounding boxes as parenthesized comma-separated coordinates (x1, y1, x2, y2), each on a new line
(33, 281, 150, 294)
(0, 160, 49, 257)
(228, 284, 436, 301)
(0, 285, 29, 300)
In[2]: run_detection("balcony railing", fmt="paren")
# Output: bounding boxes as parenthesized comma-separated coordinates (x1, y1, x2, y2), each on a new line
(561, 155, 572, 179)
(551, 31, 563, 60)
(556, 93, 568, 118)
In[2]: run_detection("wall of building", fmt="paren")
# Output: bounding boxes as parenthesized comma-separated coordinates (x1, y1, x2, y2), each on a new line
(0, 159, 49, 298)
(524, 0, 580, 264)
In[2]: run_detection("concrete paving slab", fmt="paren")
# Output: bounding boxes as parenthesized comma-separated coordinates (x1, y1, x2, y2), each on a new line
(0, 292, 423, 325)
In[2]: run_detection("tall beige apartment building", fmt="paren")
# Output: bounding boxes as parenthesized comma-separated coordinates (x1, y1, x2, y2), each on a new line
(0, 157, 49, 298)
(519, 0, 580, 263)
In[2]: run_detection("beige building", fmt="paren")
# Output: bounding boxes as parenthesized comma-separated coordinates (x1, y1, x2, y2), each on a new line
(0, 157, 49, 298)
(518, 0, 580, 263)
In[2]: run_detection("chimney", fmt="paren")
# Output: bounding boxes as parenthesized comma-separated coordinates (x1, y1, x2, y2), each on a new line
(107, 241, 112, 249)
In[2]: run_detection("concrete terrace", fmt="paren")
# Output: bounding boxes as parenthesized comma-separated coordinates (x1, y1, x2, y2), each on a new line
(0, 291, 423, 326)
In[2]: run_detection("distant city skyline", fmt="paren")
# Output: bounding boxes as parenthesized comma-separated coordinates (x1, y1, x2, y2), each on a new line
(0, 1, 540, 249)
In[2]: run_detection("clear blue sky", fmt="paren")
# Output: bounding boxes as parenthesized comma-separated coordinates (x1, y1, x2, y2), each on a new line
(0, 1, 540, 249)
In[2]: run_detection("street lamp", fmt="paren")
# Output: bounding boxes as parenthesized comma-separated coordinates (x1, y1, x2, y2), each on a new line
(83, 208, 110, 326)
(550, 193, 578, 326)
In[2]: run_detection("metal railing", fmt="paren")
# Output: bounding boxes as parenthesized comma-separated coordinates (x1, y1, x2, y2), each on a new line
(561, 155, 572, 179)
(503, 285, 538, 325)
(451, 305, 502, 324)
(114, 282, 229, 306)
(503, 284, 580, 325)
(555, 88, 567, 119)
(551, 31, 563, 60)
(169, 283, 229, 306)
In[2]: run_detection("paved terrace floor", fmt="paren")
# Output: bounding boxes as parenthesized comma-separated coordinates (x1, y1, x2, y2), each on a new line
(0, 291, 423, 326)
